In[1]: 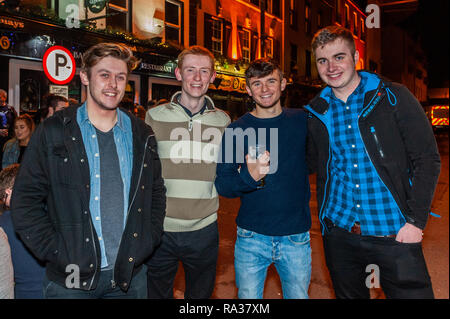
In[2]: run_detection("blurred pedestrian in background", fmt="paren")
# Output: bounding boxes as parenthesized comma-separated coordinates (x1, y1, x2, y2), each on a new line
(2, 114, 35, 169)
(0, 89, 17, 165)
(0, 164, 45, 298)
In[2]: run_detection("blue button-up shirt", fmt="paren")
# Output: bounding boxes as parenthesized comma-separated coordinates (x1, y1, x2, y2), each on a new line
(324, 72, 405, 236)
(77, 103, 133, 268)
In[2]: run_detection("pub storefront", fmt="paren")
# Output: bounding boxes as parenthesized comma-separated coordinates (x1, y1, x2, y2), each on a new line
(1, 11, 252, 121)
(0, 12, 181, 118)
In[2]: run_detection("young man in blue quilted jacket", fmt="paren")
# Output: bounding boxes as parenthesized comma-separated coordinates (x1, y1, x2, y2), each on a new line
(305, 25, 440, 299)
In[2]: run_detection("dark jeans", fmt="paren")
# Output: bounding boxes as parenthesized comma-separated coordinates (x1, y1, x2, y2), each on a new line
(43, 267, 147, 299)
(323, 221, 434, 299)
(146, 221, 219, 299)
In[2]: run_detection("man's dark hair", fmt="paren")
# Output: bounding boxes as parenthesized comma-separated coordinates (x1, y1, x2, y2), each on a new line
(245, 58, 284, 86)
(46, 94, 68, 110)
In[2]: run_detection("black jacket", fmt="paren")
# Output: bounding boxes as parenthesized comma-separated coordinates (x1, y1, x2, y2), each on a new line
(11, 105, 166, 291)
(305, 72, 441, 230)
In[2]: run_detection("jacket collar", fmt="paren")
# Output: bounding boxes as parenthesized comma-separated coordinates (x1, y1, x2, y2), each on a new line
(77, 102, 128, 132)
(307, 70, 389, 114)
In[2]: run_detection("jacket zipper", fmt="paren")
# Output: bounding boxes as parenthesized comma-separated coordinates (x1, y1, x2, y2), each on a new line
(111, 134, 152, 289)
(370, 126, 385, 158)
(358, 120, 408, 223)
(171, 101, 215, 132)
(304, 105, 332, 234)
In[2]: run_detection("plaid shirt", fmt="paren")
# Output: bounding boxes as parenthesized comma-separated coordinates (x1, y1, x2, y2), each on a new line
(324, 73, 406, 236)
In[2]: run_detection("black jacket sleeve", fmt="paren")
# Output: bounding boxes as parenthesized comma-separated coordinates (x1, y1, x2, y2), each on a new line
(306, 114, 318, 175)
(393, 84, 441, 229)
(149, 136, 166, 249)
(10, 124, 59, 263)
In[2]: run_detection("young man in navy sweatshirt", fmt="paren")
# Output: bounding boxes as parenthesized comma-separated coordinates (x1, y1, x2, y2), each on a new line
(215, 59, 312, 299)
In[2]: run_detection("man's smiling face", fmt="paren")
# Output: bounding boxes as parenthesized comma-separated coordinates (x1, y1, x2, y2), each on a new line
(246, 69, 286, 110)
(175, 54, 216, 100)
(80, 56, 128, 112)
(314, 38, 360, 98)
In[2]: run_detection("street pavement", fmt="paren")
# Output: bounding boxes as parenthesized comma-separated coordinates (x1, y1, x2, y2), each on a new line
(173, 132, 449, 299)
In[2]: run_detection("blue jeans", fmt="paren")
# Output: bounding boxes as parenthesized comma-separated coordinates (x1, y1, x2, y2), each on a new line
(234, 226, 311, 299)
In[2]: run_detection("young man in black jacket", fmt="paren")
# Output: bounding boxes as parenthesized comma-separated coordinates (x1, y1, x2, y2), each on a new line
(11, 43, 166, 298)
(305, 26, 440, 299)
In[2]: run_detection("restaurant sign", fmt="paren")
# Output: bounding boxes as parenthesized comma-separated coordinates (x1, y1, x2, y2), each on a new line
(0, 16, 25, 29)
(213, 74, 247, 93)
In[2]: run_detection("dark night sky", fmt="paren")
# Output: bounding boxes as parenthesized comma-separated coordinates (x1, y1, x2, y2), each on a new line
(415, 0, 449, 88)
(354, 0, 448, 87)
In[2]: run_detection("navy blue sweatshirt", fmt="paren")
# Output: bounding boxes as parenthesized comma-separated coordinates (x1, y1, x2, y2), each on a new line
(215, 108, 311, 236)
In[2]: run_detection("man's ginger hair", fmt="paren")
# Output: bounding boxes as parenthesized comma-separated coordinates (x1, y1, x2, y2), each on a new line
(177, 46, 215, 71)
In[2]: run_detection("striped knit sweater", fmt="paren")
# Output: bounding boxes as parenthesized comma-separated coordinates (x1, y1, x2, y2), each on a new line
(145, 92, 230, 232)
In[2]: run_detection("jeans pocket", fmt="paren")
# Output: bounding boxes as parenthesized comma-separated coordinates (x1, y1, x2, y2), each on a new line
(236, 226, 254, 238)
(43, 276, 59, 298)
(288, 231, 310, 245)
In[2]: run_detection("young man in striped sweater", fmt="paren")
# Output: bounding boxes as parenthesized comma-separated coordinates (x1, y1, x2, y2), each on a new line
(145, 46, 230, 299)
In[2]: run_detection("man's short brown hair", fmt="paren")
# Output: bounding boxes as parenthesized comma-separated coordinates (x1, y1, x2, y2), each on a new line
(311, 25, 356, 55)
(177, 46, 215, 71)
(81, 42, 140, 78)
(46, 94, 68, 110)
(244, 58, 284, 86)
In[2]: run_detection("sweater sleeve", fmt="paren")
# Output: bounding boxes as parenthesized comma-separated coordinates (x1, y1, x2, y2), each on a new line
(214, 129, 261, 198)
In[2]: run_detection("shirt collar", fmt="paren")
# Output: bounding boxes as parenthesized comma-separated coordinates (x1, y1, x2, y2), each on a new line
(78, 102, 127, 131)
(328, 72, 367, 102)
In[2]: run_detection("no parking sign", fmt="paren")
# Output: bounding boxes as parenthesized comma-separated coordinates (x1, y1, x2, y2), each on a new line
(43, 46, 76, 85)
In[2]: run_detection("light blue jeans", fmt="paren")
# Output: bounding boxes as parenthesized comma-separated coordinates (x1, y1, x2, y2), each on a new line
(234, 226, 311, 299)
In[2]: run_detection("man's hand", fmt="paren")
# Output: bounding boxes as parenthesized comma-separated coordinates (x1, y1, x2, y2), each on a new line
(246, 151, 270, 182)
(395, 223, 423, 243)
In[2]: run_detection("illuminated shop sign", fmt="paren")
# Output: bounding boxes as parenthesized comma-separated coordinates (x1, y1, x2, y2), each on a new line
(0, 16, 25, 29)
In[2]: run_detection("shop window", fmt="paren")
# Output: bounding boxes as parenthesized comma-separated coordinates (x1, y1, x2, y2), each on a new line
(336, 0, 342, 25)
(305, 50, 311, 78)
(265, 37, 273, 58)
(317, 11, 323, 29)
(291, 43, 298, 66)
(305, 2, 311, 34)
(266, 0, 281, 17)
(211, 17, 223, 55)
(289, 0, 298, 30)
(242, 29, 251, 63)
(360, 17, 366, 41)
(107, 0, 130, 32)
(165, 0, 183, 44)
(344, 4, 350, 29)
(151, 83, 180, 102)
